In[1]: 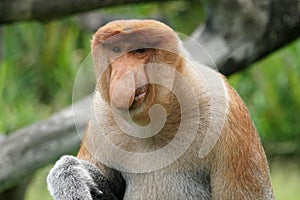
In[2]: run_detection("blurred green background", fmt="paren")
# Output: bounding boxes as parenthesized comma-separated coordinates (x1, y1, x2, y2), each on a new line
(0, 1, 299, 200)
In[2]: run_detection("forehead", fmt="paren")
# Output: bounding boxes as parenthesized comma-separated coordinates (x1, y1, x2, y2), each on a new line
(102, 30, 160, 49)
(92, 20, 177, 50)
(101, 19, 169, 32)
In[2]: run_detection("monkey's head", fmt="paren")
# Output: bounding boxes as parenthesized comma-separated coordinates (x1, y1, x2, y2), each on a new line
(91, 20, 183, 122)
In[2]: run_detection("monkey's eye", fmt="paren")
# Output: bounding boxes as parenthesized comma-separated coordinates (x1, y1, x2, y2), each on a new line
(134, 48, 147, 54)
(112, 46, 121, 53)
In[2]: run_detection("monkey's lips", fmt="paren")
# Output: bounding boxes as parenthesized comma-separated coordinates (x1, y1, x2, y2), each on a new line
(132, 85, 148, 106)
(111, 84, 148, 110)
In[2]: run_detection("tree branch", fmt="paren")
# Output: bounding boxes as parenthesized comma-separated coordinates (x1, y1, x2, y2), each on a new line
(0, 97, 91, 192)
(0, 0, 176, 24)
(185, 0, 300, 75)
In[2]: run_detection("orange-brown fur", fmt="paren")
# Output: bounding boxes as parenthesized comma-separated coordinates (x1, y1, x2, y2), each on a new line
(78, 20, 274, 200)
(210, 83, 274, 199)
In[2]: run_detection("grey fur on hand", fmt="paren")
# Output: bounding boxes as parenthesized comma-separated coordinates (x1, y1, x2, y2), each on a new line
(47, 155, 116, 200)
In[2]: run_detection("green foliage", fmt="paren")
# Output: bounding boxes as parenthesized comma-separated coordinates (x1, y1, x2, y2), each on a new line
(25, 165, 53, 200)
(0, 20, 91, 133)
(271, 159, 300, 200)
(229, 39, 300, 149)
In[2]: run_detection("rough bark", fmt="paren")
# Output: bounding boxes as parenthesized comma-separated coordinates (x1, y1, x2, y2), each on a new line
(0, 97, 91, 192)
(0, 0, 175, 24)
(185, 0, 300, 75)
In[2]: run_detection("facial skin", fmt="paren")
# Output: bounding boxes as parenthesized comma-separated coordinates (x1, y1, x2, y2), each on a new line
(91, 20, 182, 125)
(108, 47, 152, 110)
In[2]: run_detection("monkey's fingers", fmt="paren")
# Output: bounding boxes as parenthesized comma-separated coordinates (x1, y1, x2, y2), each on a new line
(90, 185, 119, 200)
(90, 186, 103, 199)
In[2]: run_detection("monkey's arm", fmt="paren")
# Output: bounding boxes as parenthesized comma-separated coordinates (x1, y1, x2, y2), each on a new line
(47, 155, 125, 200)
(210, 86, 275, 200)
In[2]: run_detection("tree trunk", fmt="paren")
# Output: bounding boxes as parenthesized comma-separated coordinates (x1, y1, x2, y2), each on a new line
(0, 97, 91, 192)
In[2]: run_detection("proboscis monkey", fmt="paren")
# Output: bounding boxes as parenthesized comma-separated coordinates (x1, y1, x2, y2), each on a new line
(47, 19, 275, 200)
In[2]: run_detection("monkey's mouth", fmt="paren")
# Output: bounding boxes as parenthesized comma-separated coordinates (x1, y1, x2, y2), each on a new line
(132, 85, 148, 106)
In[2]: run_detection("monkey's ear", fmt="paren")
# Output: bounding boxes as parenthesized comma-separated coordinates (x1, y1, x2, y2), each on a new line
(91, 43, 111, 104)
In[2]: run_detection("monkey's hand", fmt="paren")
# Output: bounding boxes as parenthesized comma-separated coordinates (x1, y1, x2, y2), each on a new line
(47, 155, 117, 200)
